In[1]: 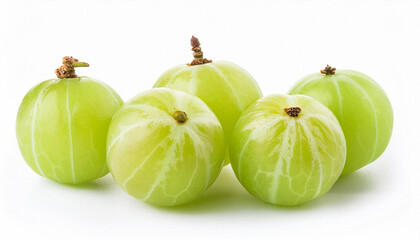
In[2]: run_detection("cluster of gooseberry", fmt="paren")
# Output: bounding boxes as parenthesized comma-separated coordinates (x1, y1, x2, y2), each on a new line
(16, 36, 393, 207)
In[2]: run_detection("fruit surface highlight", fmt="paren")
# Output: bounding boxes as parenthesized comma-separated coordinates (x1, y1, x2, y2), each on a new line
(16, 57, 123, 184)
(288, 66, 393, 174)
(107, 88, 225, 206)
(154, 36, 262, 164)
(230, 94, 346, 206)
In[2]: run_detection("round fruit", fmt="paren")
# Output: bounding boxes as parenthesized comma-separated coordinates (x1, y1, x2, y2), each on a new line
(288, 65, 393, 174)
(107, 88, 225, 207)
(16, 57, 123, 184)
(153, 36, 262, 164)
(230, 94, 346, 206)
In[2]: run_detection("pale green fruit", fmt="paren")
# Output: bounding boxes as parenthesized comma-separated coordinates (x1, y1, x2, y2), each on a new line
(154, 61, 262, 164)
(154, 43, 262, 165)
(230, 94, 346, 206)
(107, 88, 225, 207)
(16, 77, 123, 184)
(288, 67, 393, 174)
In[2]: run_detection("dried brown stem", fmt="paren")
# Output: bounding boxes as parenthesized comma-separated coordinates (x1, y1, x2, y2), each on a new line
(284, 107, 301, 117)
(189, 36, 212, 66)
(55, 56, 89, 79)
(320, 65, 336, 75)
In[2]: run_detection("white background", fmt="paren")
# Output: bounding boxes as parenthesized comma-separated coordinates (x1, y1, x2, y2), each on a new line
(1, 0, 419, 239)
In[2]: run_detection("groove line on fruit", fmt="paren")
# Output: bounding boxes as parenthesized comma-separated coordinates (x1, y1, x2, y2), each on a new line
(332, 77, 344, 122)
(142, 130, 182, 201)
(30, 81, 56, 177)
(51, 166, 63, 183)
(123, 104, 174, 117)
(303, 114, 341, 132)
(292, 125, 307, 200)
(171, 132, 199, 204)
(298, 123, 316, 201)
(173, 88, 182, 109)
(306, 119, 337, 181)
(307, 118, 339, 161)
(236, 136, 252, 182)
(167, 67, 188, 86)
(187, 115, 220, 128)
(218, 61, 261, 93)
(219, 61, 260, 90)
(96, 80, 121, 106)
(107, 117, 174, 157)
(285, 122, 302, 196)
(66, 82, 76, 184)
(189, 68, 198, 94)
(206, 64, 244, 111)
(184, 127, 213, 187)
(345, 76, 379, 163)
(108, 122, 152, 155)
(346, 71, 378, 86)
(304, 115, 339, 146)
(269, 121, 295, 203)
(239, 115, 287, 182)
(299, 121, 324, 198)
(122, 131, 176, 191)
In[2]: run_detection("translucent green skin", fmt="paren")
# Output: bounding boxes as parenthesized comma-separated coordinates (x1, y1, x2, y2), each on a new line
(153, 61, 262, 163)
(16, 77, 123, 184)
(288, 70, 393, 175)
(107, 88, 225, 207)
(230, 94, 346, 206)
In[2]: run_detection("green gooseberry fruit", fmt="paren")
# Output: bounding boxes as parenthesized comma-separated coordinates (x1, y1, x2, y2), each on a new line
(107, 88, 225, 207)
(288, 65, 393, 175)
(230, 94, 346, 206)
(16, 57, 123, 184)
(153, 36, 262, 164)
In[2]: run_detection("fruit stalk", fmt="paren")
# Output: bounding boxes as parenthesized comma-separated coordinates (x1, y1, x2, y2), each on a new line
(284, 107, 301, 117)
(173, 110, 188, 123)
(55, 56, 89, 79)
(320, 65, 336, 75)
(189, 36, 212, 66)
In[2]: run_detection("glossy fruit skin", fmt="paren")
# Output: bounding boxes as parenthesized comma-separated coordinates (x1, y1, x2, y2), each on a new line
(153, 61, 262, 163)
(230, 94, 346, 206)
(288, 70, 393, 175)
(107, 88, 225, 207)
(16, 77, 123, 184)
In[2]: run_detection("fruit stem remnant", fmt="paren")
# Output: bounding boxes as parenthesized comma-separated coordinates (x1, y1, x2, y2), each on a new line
(284, 107, 301, 117)
(189, 36, 212, 66)
(320, 65, 336, 75)
(173, 110, 188, 123)
(55, 56, 89, 79)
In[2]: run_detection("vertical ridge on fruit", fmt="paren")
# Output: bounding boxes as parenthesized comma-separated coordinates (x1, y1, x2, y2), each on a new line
(29, 81, 57, 177)
(17, 57, 123, 184)
(65, 81, 76, 184)
(230, 94, 346, 206)
(154, 36, 263, 165)
(288, 67, 392, 174)
(107, 88, 225, 206)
